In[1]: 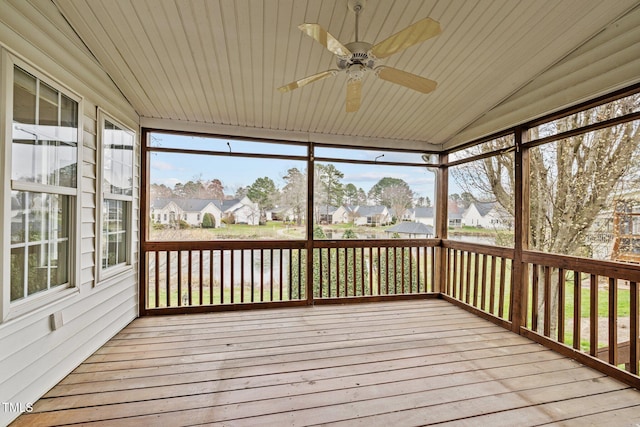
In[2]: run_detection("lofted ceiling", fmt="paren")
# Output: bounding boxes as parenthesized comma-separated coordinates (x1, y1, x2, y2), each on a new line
(53, 0, 640, 152)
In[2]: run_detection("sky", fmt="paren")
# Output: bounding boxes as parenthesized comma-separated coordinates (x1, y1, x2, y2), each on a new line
(149, 133, 445, 200)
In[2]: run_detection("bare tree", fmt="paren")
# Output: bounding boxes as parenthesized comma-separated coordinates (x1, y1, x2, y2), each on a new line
(451, 94, 640, 334)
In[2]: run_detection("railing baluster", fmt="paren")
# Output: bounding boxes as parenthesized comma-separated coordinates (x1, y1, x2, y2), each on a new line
(260, 249, 264, 302)
(177, 251, 183, 307)
(531, 264, 539, 331)
(328, 248, 332, 297)
(230, 249, 235, 304)
(608, 277, 617, 365)
(465, 251, 472, 304)
(573, 270, 581, 350)
(446, 249, 458, 298)
(154, 251, 160, 308)
(473, 252, 480, 308)
(360, 247, 365, 296)
(220, 250, 224, 304)
(187, 251, 193, 306)
(479, 254, 486, 311)
(241, 249, 245, 303)
(297, 248, 302, 299)
(489, 255, 496, 315)
(498, 256, 506, 319)
(270, 248, 274, 302)
(250, 250, 255, 303)
(279, 249, 283, 301)
(209, 250, 214, 305)
(630, 281, 638, 375)
(544, 266, 551, 337)
(557, 268, 565, 343)
(590, 274, 598, 356)
(377, 247, 381, 295)
(198, 250, 204, 305)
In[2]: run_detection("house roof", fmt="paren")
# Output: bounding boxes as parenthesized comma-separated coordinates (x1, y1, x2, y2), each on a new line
(152, 198, 217, 212)
(53, 1, 640, 152)
(473, 202, 496, 217)
(356, 205, 387, 216)
(385, 222, 434, 236)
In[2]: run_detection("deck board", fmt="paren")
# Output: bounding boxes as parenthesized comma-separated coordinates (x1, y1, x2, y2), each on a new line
(11, 299, 640, 426)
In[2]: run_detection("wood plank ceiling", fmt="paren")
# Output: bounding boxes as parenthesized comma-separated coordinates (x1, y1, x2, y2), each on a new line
(52, 0, 640, 151)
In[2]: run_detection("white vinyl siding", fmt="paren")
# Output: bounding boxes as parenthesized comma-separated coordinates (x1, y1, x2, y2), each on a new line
(0, 1, 139, 426)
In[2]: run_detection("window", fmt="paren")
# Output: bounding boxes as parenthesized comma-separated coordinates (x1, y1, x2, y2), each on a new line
(8, 64, 80, 307)
(98, 112, 134, 278)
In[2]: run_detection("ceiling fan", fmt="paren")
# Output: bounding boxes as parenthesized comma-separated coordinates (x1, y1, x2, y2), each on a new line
(278, 0, 442, 112)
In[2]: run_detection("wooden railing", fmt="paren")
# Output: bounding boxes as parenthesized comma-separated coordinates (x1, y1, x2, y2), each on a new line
(141, 239, 439, 313)
(143, 240, 308, 312)
(441, 240, 640, 384)
(442, 241, 514, 327)
(313, 239, 438, 300)
(522, 251, 640, 377)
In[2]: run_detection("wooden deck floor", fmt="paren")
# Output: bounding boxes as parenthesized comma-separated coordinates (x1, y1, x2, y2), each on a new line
(12, 299, 640, 426)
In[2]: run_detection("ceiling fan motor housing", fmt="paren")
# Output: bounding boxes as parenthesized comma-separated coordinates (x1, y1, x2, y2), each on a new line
(336, 41, 376, 73)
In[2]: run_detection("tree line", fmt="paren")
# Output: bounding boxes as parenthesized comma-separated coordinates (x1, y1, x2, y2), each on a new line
(151, 165, 434, 225)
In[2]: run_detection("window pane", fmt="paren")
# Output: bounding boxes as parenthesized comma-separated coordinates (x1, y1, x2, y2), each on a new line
(530, 93, 640, 140)
(39, 82, 59, 126)
(10, 191, 71, 301)
(529, 118, 640, 260)
(28, 244, 49, 296)
(11, 193, 25, 244)
(449, 152, 515, 247)
(149, 146, 307, 241)
(449, 134, 514, 163)
(149, 133, 307, 157)
(313, 161, 436, 239)
(103, 120, 134, 196)
(12, 66, 78, 187)
(102, 199, 129, 269)
(13, 67, 36, 124)
(10, 248, 25, 301)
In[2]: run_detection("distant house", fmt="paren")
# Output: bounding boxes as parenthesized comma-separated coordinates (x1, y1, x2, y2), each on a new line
(385, 222, 434, 238)
(414, 207, 435, 226)
(352, 205, 392, 226)
(463, 201, 513, 229)
(150, 196, 259, 227)
(414, 205, 463, 228)
(219, 197, 260, 225)
(316, 205, 349, 224)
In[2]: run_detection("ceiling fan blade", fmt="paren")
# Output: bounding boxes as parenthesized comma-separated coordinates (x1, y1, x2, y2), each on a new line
(376, 67, 437, 94)
(278, 70, 338, 93)
(371, 17, 441, 59)
(346, 78, 361, 113)
(298, 23, 352, 57)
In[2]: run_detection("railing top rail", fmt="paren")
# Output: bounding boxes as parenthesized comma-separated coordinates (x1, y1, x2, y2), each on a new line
(442, 240, 515, 259)
(313, 238, 441, 249)
(523, 250, 640, 282)
(143, 239, 307, 251)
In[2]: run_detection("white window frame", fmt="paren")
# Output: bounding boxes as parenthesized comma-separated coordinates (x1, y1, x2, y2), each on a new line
(96, 109, 135, 284)
(1, 51, 82, 322)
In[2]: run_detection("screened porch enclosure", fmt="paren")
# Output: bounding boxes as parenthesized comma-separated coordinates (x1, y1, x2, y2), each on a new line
(137, 84, 640, 392)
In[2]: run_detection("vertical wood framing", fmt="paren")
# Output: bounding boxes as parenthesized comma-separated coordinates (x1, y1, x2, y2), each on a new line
(511, 126, 530, 332)
(434, 154, 448, 293)
(573, 271, 582, 350)
(306, 142, 315, 304)
(590, 274, 599, 356)
(608, 277, 618, 365)
(630, 281, 638, 375)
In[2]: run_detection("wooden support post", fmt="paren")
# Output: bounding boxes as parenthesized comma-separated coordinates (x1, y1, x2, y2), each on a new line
(511, 126, 529, 333)
(306, 142, 315, 305)
(434, 154, 448, 294)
